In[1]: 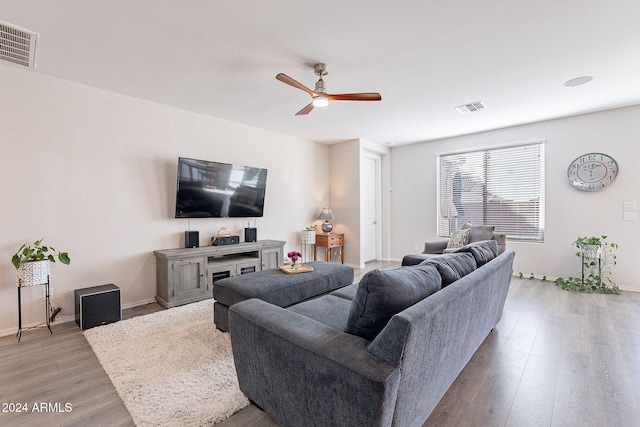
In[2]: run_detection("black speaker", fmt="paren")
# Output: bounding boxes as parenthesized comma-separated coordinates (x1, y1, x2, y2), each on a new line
(211, 235, 240, 246)
(244, 227, 257, 242)
(185, 230, 199, 248)
(75, 284, 121, 330)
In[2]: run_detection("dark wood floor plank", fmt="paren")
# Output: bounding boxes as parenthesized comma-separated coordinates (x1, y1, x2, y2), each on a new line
(465, 371, 520, 427)
(505, 353, 560, 427)
(553, 349, 601, 427)
(530, 313, 564, 362)
(562, 312, 591, 356)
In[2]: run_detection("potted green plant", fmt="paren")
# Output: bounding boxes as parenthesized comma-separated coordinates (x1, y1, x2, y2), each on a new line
(301, 224, 317, 245)
(12, 239, 71, 286)
(554, 235, 619, 294)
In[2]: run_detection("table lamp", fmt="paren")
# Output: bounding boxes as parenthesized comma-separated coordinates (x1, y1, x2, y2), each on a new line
(317, 207, 335, 234)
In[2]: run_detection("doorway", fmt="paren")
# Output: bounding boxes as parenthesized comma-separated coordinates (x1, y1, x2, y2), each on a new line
(362, 152, 381, 262)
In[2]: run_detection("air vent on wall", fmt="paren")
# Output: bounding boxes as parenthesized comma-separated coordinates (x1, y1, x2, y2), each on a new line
(455, 101, 486, 114)
(0, 21, 38, 68)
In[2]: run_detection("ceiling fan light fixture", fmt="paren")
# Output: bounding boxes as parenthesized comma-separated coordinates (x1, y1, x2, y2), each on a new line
(312, 95, 329, 107)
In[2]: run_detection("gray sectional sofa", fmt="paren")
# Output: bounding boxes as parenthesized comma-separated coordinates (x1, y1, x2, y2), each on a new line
(229, 240, 515, 427)
(402, 222, 507, 266)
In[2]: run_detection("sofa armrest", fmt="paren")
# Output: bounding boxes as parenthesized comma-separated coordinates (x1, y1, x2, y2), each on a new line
(229, 298, 400, 427)
(493, 233, 507, 254)
(423, 238, 449, 254)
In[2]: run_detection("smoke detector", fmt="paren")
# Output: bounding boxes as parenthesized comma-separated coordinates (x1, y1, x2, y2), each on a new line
(0, 21, 38, 68)
(455, 101, 486, 114)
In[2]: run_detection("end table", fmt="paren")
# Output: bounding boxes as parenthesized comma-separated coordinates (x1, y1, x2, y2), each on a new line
(314, 233, 344, 264)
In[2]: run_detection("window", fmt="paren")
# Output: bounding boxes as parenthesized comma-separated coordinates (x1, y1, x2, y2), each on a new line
(437, 142, 545, 242)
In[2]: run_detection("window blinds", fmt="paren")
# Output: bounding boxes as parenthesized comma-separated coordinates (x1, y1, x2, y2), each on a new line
(437, 142, 545, 241)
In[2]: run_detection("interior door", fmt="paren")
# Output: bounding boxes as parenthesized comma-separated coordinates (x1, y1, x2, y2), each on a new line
(362, 154, 380, 262)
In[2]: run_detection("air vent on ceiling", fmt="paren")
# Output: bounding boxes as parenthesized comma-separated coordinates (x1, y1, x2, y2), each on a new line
(0, 21, 38, 68)
(455, 101, 486, 114)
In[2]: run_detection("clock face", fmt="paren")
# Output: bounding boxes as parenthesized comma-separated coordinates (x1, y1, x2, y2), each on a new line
(567, 153, 618, 191)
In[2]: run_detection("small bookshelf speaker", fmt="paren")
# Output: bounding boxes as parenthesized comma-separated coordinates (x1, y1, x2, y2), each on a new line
(244, 227, 257, 242)
(185, 231, 199, 248)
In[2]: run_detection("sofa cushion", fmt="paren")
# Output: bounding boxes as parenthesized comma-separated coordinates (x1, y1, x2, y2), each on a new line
(288, 295, 353, 331)
(445, 228, 471, 250)
(419, 252, 477, 287)
(330, 283, 359, 300)
(345, 264, 441, 341)
(461, 222, 495, 243)
(401, 253, 435, 266)
(454, 239, 498, 266)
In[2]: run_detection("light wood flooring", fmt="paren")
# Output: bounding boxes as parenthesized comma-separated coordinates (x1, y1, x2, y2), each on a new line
(1, 261, 639, 427)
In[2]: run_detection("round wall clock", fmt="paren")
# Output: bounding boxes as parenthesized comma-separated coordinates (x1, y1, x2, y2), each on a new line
(567, 153, 618, 191)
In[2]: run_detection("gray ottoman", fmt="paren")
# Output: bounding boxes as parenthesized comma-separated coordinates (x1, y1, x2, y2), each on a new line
(213, 261, 354, 332)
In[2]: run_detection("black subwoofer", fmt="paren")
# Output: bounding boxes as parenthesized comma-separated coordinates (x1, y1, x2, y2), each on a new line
(75, 284, 121, 330)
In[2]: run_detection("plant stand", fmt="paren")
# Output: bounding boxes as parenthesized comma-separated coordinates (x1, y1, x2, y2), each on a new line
(581, 244, 602, 288)
(17, 276, 52, 342)
(301, 230, 316, 263)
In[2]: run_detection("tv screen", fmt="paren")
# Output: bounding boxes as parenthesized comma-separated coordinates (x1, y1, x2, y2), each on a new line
(175, 157, 268, 218)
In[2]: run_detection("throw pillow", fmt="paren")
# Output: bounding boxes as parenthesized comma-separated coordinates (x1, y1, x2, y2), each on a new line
(345, 264, 441, 341)
(445, 228, 471, 250)
(419, 253, 477, 287)
(454, 239, 498, 266)
(461, 222, 495, 243)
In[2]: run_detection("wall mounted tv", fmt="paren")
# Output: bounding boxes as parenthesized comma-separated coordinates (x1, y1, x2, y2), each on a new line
(175, 157, 268, 218)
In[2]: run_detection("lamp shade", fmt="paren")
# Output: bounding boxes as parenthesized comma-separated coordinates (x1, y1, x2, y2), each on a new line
(317, 208, 335, 221)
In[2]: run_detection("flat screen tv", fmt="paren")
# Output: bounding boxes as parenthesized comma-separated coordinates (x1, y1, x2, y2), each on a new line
(175, 157, 268, 218)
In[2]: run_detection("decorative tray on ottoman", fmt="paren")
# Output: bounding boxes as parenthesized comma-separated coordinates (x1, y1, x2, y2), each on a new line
(279, 264, 314, 274)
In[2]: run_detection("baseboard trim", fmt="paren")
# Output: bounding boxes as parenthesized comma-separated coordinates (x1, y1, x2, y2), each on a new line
(0, 297, 157, 338)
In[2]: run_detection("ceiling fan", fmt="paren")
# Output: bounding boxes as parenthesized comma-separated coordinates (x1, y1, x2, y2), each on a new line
(276, 63, 382, 116)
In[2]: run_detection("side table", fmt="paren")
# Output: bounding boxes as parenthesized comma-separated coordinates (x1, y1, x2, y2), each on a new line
(314, 233, 344, 264)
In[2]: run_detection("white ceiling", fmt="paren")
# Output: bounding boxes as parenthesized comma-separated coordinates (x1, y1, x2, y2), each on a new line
(3, 0, 640, 146)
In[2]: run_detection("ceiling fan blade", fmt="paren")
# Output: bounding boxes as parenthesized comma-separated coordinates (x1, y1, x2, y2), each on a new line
(276, 73, 315, 96)
(327, 93, 382, 101)
(295, 102, 315, 116)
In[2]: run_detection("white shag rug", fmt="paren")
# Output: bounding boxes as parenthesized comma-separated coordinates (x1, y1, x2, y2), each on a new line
(84, 299, 249, 426)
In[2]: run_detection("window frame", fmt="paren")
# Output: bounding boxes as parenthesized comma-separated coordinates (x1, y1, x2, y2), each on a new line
(436, 141, 545, 242)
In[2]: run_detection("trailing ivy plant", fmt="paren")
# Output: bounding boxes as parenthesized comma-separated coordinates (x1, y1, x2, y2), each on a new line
(554, 235, 619, 294)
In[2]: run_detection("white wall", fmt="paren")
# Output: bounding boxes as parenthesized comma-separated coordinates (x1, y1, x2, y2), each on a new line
(329, 139, 361, 267)
(0, 65, 329, 335)
(390, 105, 640, 292)
(328, 139, 391, 268)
